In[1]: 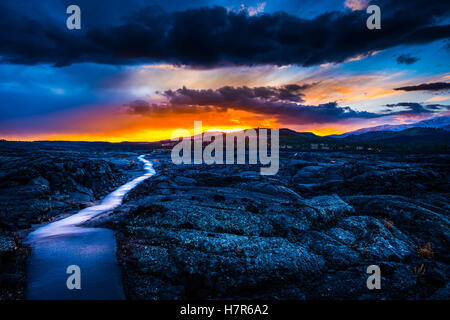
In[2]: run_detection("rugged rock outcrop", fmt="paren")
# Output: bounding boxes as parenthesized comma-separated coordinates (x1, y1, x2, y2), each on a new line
(0, 143, 138, 231)
(106, 151, 449, 300)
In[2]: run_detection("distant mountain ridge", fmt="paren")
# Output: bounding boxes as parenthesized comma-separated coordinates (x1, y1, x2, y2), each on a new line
(329, 115, 450, 138)
(2, 125, 449, 153)
(340, 127, 450, 145)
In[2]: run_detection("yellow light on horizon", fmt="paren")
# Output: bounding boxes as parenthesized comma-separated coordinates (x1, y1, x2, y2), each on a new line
(205, 128, 247, 133)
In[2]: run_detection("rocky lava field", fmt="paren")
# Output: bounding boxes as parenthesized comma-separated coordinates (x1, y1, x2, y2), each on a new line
(105, 150, 449, 300)
(0, 141, 449, 300)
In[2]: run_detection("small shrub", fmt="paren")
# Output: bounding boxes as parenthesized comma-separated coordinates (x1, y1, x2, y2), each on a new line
(417, 240, 434, 259)
(414, 263, 426, 277)
(383, 218, 394, 230)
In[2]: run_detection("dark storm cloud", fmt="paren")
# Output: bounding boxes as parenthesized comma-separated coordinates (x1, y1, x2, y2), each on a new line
(396, 54, 419, 65)
(385, 102, 432, 113)
(125, 84, 443, 124)
(424, 104, 450, 111)
(163, 84, 311, 104)
(125, 84, 314, 119)
(394, 82, 450, 92)
(0, 0, 449, 67)
(385, 102, 450, 114)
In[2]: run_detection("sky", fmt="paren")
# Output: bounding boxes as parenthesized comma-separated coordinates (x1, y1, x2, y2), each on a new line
(0, 0, 449, 141)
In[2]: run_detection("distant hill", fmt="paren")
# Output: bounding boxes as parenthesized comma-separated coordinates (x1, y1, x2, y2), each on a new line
(2, 125, 449, 153)
(341, 127, 450, 146)
(278, 128, 323, 142)
(329, 115, 450, 138)
(164, 128, 323, 143)
(151, 126, 450, 153)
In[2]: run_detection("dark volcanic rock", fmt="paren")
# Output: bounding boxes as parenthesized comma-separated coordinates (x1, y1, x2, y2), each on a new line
(112, 151, 449, 300)
(0, 143, 136, 231)
(0, 234, 29, 300)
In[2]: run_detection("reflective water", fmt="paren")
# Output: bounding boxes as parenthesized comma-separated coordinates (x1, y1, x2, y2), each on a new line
(25, 155, 155, 300)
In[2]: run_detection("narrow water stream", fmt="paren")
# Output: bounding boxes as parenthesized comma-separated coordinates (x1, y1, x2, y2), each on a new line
(25, 155, 155, 300)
